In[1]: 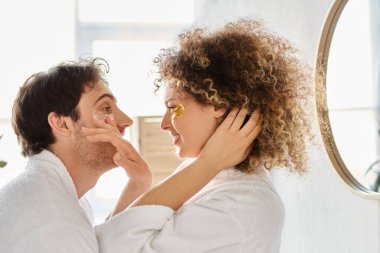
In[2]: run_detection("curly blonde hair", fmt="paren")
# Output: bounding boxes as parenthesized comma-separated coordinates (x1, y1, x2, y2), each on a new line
(154, 19, 314, 174)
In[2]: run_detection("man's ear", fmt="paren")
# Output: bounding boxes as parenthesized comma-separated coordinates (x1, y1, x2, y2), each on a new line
(47, 112, 71, 137)
(214, 107, 227, 119)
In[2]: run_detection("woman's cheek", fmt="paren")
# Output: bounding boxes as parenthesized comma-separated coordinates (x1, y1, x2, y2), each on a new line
(170, 118, 181, 132)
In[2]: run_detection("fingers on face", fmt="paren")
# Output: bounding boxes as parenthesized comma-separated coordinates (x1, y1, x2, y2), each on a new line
(81, 120, 119, 137)
(92, 114, 118, 130)
(85, 132, 121, 144)
(104, 115, 117, 127)
(81, 128, 115, 141)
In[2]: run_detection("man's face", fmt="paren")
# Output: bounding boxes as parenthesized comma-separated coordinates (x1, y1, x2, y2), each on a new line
(72, 81, 133, 171)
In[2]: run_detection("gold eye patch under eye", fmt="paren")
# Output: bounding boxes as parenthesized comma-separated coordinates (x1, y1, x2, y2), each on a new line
(171, 103, 185, 120)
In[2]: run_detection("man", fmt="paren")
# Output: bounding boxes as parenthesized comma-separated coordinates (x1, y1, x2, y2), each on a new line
(0, 58, 152, 252)
(0, 58, 260, 252)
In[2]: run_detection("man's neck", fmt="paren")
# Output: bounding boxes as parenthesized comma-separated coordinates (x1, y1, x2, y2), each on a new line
(66, 165, 103, 199)
(49, 147, 105, 199)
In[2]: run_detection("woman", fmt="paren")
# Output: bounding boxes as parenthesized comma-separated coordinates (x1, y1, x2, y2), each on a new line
(94, 19, 313, 253)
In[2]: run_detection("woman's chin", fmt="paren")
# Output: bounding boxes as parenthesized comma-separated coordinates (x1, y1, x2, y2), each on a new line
(176, 147, 200, 159)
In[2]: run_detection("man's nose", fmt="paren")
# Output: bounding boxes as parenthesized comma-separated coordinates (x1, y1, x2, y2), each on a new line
(115, 110, 133, 135)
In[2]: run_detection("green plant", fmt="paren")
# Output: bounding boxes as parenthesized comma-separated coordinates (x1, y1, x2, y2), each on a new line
(0, 134, 7, 168)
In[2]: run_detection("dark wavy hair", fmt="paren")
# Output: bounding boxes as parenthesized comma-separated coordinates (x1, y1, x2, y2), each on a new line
(154, 19, 314, 174)
(12, 57, 109, 157)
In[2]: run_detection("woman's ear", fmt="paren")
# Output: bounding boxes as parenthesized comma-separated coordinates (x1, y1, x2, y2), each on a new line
(47, 112, 71, 137)
(213, 107, 227, 119)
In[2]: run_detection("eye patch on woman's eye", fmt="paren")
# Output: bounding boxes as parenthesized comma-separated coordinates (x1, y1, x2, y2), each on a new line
(171, 103, 185, 120)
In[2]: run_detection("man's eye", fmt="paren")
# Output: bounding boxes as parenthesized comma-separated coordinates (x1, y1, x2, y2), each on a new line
(103, 106, 113, 114)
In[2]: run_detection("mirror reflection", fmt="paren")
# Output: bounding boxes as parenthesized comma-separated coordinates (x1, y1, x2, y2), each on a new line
(326, 0, 380, 192)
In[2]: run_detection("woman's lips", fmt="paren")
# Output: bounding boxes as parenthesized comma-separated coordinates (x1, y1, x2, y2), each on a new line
(172, 134, 180, 145)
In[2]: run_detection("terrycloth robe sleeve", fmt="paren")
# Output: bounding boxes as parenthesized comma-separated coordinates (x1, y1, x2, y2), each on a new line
(95, 200, 245, 253)
(12, 221, 99, 253)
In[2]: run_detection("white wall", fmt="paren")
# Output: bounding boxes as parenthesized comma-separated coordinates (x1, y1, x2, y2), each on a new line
(0, 0, 76, 186)
(0, 0, 75, 119)
(194, 1, 380, 252)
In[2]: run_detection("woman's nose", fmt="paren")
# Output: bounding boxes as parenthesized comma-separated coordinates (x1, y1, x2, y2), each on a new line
(160, 111, 171, 131)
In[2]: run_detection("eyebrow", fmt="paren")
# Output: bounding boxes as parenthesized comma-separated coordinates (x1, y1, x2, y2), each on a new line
(95, 93, 116, 104)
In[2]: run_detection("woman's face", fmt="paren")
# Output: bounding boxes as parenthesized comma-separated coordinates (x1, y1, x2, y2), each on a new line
(161, 85, 223, 158)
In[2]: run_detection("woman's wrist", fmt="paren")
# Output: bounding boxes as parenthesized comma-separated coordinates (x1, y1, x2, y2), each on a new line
(128, 178, 152, 193)
(121, 161, 153, 190)
(109, 174, 152, 217)
(191, 155, 224, 178)
(127, 170, 153, 193)
(196, 153, 227, 174)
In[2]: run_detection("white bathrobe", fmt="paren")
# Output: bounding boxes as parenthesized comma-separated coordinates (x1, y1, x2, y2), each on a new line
(96, 164, 285, 253)
(0, 150, 98, 253)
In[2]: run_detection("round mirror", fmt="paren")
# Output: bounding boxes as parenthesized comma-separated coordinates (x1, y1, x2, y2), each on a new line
(317, 0, 380, 198)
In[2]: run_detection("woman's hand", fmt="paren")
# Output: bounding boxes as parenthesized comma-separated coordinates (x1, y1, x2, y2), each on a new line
(198, 108, 261, 171)
(129, 108, 261, 211)
(82, 116, 152, 216)
(81, 116, 152, 190)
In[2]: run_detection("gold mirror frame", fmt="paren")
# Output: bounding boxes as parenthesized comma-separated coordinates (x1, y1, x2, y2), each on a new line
(316, 0, 380, 199)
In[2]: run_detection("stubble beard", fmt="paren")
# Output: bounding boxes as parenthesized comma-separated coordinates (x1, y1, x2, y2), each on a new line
(73, 124, 117, 172)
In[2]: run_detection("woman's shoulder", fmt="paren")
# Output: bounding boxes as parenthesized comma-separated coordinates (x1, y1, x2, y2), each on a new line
(183, 169, 285, 234)
(188, 167, 283, 207)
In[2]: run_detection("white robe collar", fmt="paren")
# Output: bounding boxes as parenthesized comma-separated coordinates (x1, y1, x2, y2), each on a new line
(26, 149, 79, 200)
(175, 158, 269, 183)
